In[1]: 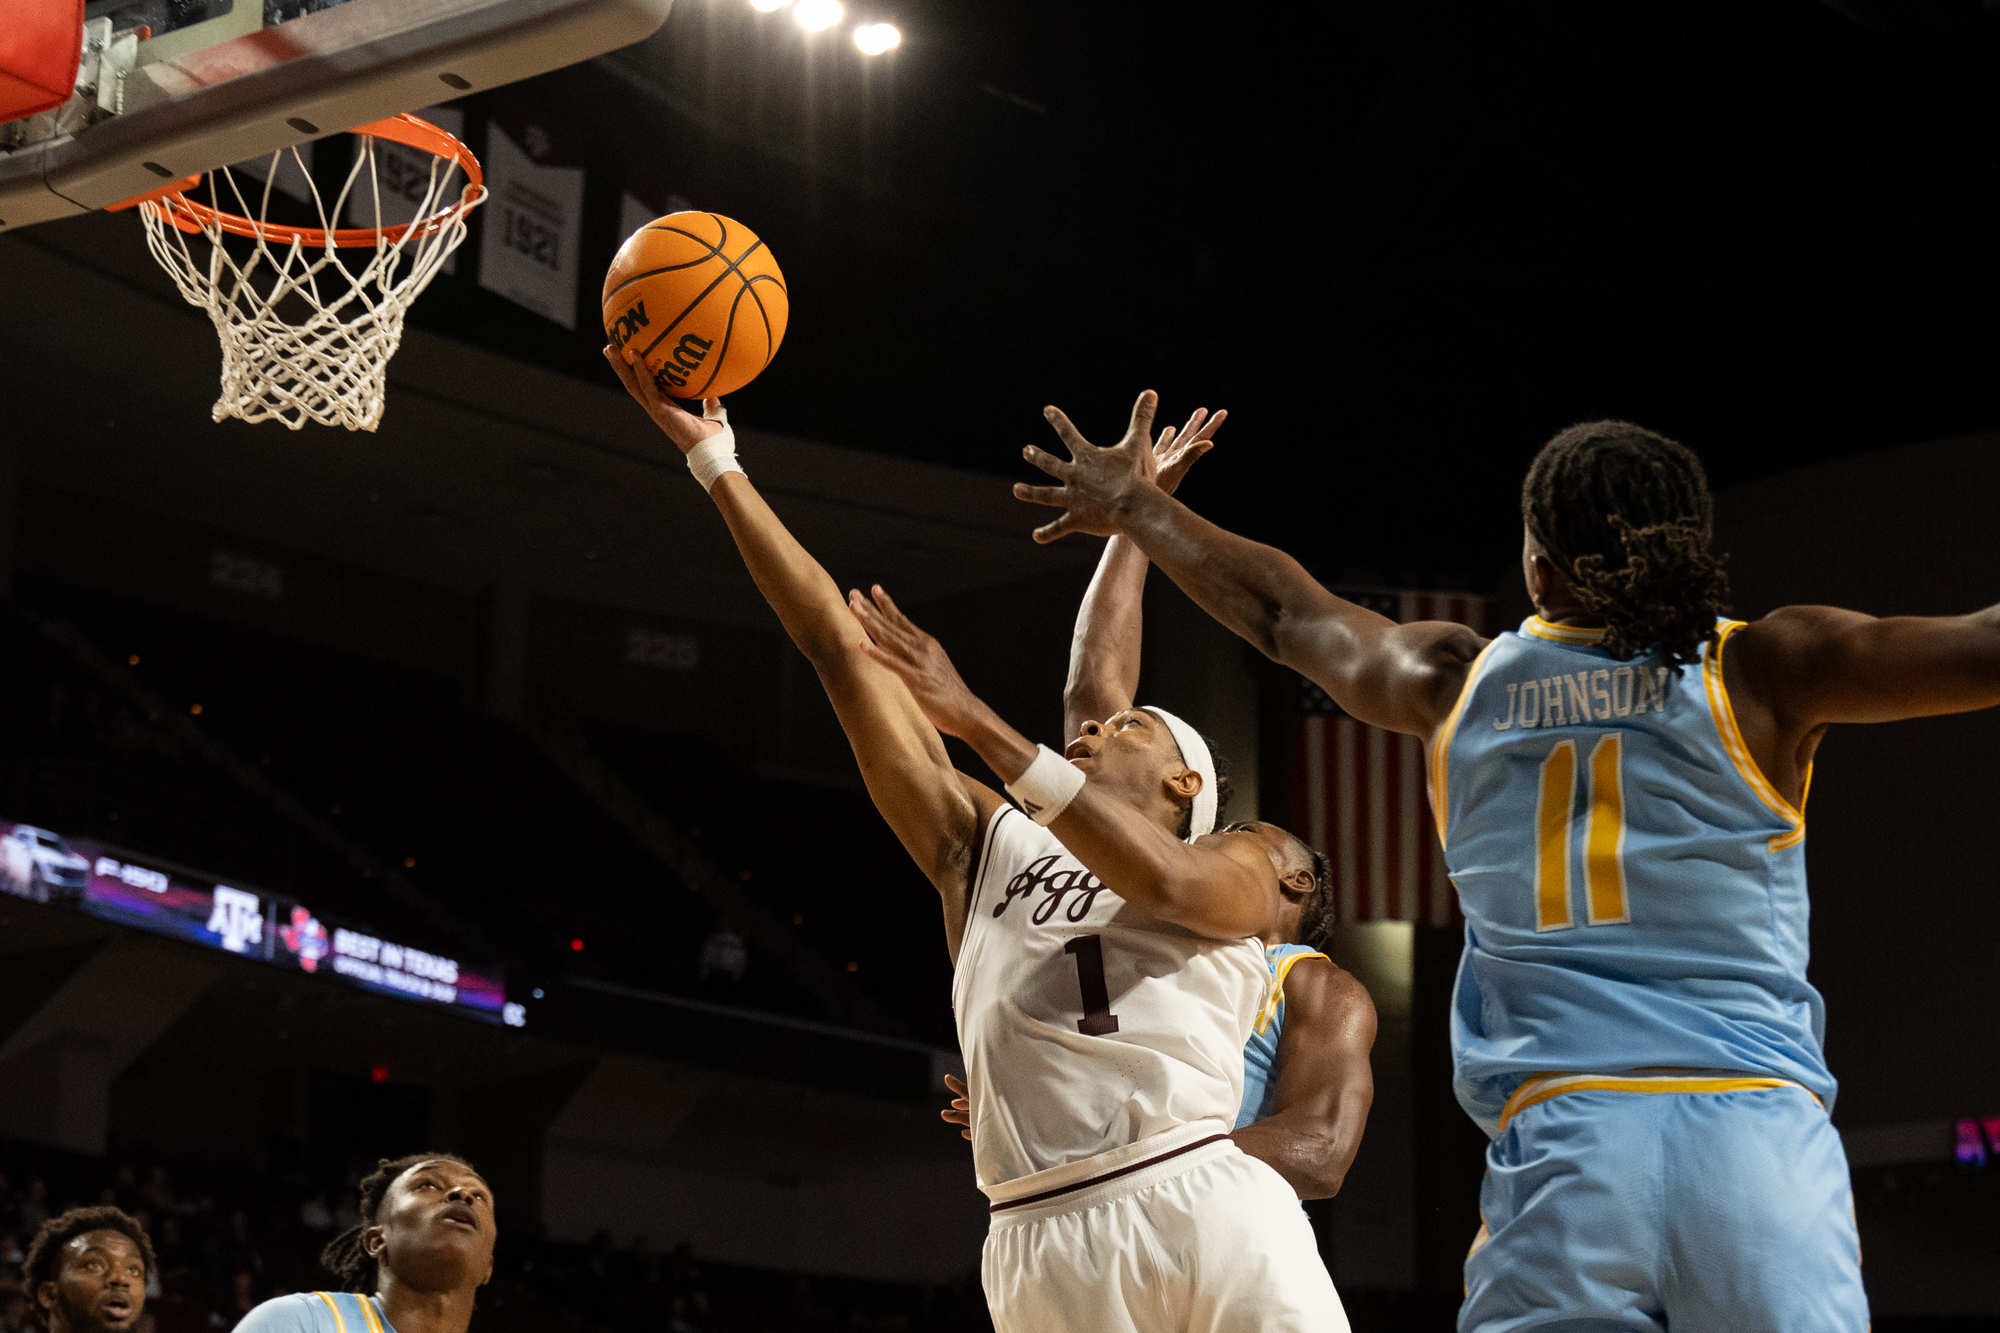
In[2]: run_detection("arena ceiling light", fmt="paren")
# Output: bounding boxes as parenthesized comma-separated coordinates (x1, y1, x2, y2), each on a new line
(794, 0, 843, 31)
(853, 22, 901, 53)
(749, 0, 792, 10)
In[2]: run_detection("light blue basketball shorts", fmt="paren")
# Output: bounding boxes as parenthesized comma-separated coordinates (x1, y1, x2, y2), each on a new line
(1461, 1080, 1867, 1332)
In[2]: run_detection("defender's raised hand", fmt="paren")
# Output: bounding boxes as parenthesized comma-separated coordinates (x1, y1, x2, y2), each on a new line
(1014, 390, 1163, 544)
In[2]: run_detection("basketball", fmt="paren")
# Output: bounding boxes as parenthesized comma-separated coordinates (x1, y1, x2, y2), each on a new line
(602, 211, 789, 400)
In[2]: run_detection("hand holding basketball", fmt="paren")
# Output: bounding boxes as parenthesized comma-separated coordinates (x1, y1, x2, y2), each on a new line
(602, 345, 726, 455)
(602, 211, 788, 401)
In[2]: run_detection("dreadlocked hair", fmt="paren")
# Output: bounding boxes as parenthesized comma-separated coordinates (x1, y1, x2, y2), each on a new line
(1174, 734, 1231, 840)
(320, 1153, 477, 1293)
(1293, 845, 1337, 952)
(24, 1206, 157, 1298)
(1522, 420, 1731, 665)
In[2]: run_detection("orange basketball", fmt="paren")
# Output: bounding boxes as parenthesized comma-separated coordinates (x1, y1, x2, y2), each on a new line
(602, 212, 789, 400)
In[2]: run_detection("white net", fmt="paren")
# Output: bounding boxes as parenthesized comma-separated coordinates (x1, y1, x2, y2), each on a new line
(140, 127, 484, 431)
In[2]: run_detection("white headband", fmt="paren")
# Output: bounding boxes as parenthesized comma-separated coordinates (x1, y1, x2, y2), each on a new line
(1142, 706, 1217, 841)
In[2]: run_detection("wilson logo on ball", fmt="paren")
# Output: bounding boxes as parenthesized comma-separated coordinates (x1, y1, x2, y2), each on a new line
(652, 334, 714, 389)
(609, 301, 650, 348)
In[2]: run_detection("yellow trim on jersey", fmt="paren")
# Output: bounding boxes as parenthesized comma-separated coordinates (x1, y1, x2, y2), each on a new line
(1702, 620, 1808, 851)
(1253, 949, 1330, 1036)
(1497, 1070, 1821, 1134)
(311, 1294, 348, 1333)
(1522, 616, 1609, 645)
(355, 1296, 388, 1333)
(1428, 637, 1501, 845)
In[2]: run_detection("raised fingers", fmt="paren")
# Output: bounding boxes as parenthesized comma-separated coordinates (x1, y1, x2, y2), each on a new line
(1031, 514, 1077, 545)
(1124, 389, 1159, 445)
(1021, 445, 1069, 479)
(1012, 482, 1067, 508)
(1188, 406, 1226, 445)
(1042, 406, 1092, 456)
(603, 345, 647, 403)
(868, 584, 912, 628)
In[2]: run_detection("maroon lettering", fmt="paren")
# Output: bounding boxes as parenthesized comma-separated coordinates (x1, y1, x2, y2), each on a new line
(994, 854, 1111, 925)
(1064, 935, 1120, 1035)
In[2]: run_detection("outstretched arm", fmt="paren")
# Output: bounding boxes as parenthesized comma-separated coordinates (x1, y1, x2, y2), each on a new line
(1063, 408, 1224, 741)
(1727, 602, 2000, 805)
(850, 586, 1281, 940)
(1016, 391, 1483, 739)
(605, 349, 1000, 960)
(1230, 960, 1377, 1199)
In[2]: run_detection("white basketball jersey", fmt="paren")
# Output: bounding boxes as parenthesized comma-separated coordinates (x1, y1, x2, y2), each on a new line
(953, 806, 1269, 1192)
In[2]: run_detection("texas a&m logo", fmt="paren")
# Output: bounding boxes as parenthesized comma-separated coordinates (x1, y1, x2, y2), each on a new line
(995, 854, 1110, 925)
(651, 334, 714, 391)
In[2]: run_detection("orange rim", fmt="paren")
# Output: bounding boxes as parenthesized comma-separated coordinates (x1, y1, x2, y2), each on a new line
(144, 114, 484, 248)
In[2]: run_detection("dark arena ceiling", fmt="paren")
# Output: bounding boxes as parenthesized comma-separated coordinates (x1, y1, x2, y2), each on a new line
(362, 0, 1998, 591)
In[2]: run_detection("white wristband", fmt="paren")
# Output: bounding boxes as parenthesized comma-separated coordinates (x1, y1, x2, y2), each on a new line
(686, 404, 742, 492)
(1004, 745, 1086, 825)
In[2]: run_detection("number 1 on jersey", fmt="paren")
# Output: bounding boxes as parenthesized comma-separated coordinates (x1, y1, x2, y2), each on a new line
(1064, 935, 1121, 1035)
(1534, 734, 1630, 932)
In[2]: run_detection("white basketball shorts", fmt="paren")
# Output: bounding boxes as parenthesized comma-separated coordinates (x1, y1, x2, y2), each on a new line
(980, 1131, 1348, 1332)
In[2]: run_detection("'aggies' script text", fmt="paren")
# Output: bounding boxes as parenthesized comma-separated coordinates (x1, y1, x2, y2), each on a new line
(996, 854, 1111, 925)
(1494, 664, 1672, 731)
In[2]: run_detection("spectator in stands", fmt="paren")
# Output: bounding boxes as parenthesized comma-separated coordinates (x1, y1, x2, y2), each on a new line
(330, 1193, 361, 1234)
(297, 1193, 333, 1235)
(147, 1217, 187, 1289)
(17, 1183, 47, 1237)
(234, 1155, 494, 1333)
(136, 1174, 172, 1223)
(23, 1206, 154, 1333)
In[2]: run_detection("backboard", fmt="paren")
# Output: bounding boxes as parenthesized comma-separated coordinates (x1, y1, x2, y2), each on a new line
(0, 0, 674, 232)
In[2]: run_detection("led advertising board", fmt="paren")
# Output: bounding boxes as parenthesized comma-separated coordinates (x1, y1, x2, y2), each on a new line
(0, 819, 520, 1027)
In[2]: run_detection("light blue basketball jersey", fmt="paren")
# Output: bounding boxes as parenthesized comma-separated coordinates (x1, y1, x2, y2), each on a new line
(1236, 943, 1328, 1129)
(1435, 616, 1833, 1137)
(235, 1293, 398, 1333)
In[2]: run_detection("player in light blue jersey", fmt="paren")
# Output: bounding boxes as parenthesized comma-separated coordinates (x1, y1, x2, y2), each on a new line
(1019, 394, 2000, 1330)
(237, 1154, 494, 1333)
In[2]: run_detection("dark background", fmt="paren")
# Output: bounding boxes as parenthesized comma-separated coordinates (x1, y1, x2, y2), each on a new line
(414, 0, 1999, 589)
(3, 0, 1999, 1328)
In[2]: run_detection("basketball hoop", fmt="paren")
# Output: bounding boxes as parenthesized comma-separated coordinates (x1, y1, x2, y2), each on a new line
(123, 114, 485, 431)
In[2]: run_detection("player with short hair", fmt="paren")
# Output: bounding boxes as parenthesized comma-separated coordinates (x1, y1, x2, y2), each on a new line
(1014, 403, 2000, 1328)
(236, 1154, 495, 1333)
(24, 1206, 154, 1333)
(606, 349, 1346, 1331)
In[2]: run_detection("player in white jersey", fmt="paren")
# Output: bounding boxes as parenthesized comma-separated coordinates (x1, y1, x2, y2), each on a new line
(606, 348, 1346, 1331)
(942, 439, 1381, 1204)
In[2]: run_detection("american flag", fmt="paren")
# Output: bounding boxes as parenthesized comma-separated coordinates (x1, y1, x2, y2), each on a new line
(1283, 590, 1499, 927)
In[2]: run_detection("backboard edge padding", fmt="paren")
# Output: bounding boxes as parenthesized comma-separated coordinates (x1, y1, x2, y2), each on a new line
(2, 0, 673, 222)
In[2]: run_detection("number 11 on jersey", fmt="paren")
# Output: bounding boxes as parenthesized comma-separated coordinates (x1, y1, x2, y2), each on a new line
(1064, 935, 1121, 1035)
(1534, 734, 1630, 931)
